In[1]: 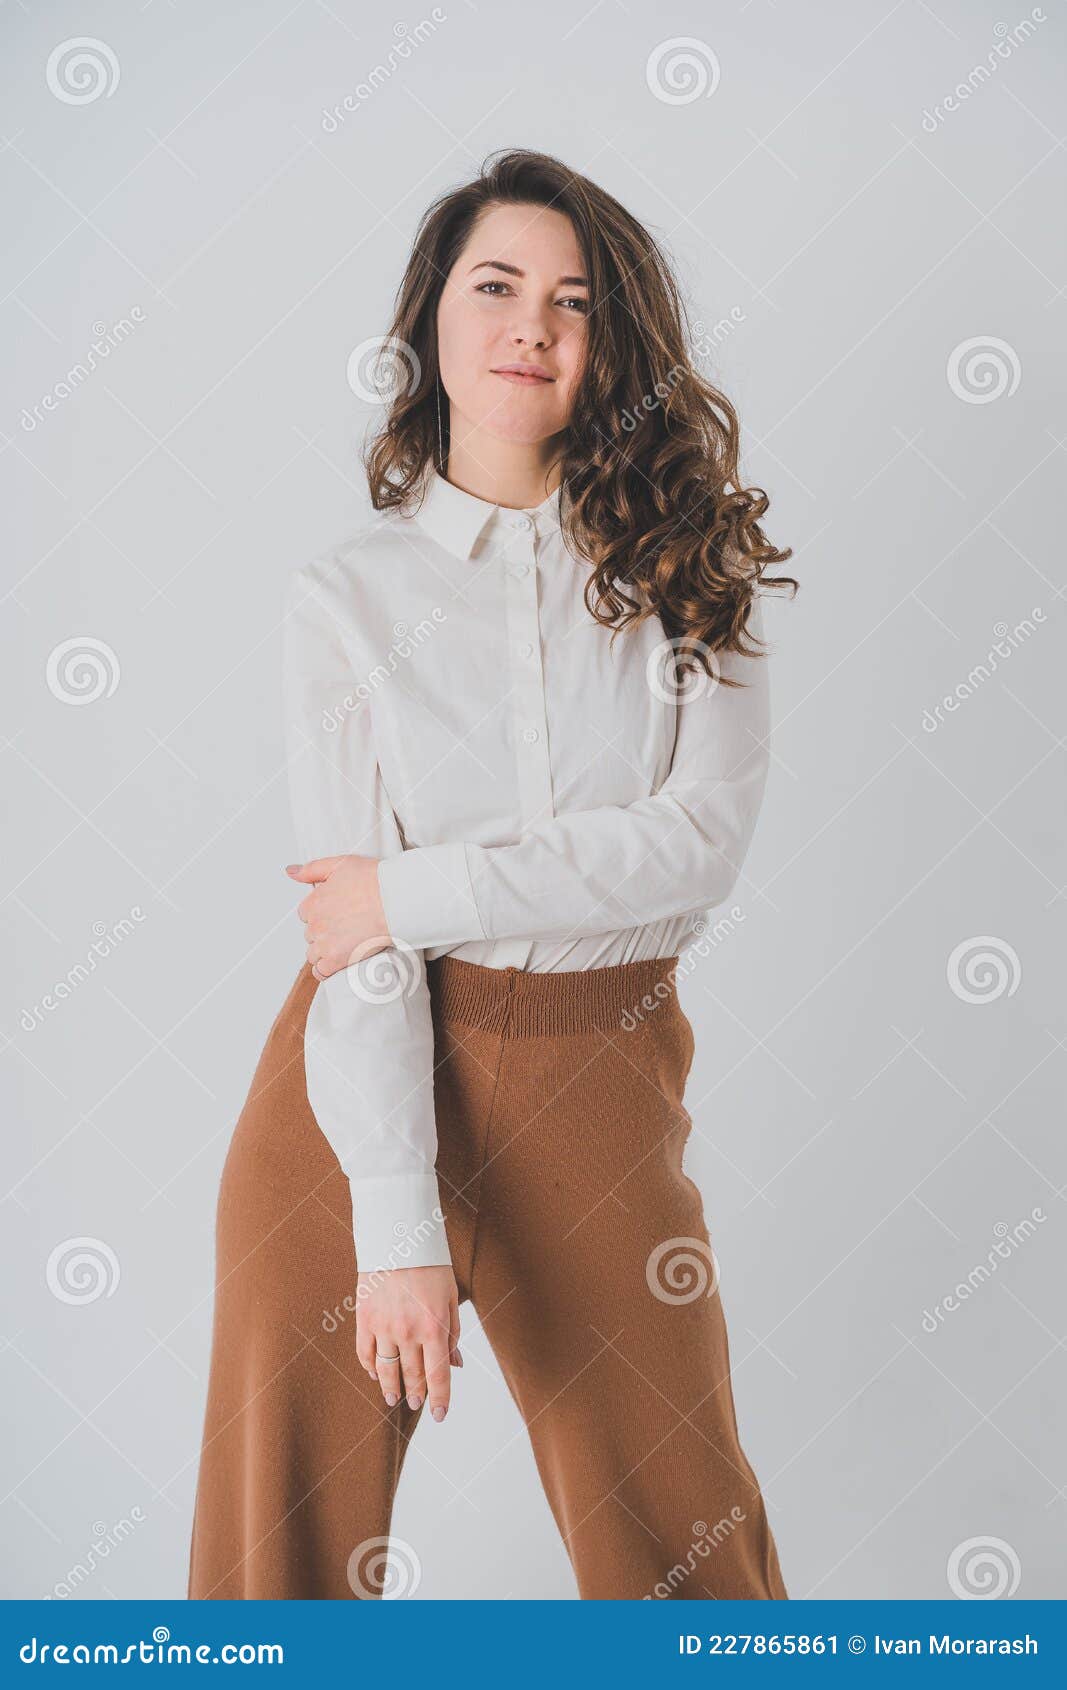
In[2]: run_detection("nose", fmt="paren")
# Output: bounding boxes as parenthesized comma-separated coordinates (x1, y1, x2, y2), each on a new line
(507, 301, 553, 350)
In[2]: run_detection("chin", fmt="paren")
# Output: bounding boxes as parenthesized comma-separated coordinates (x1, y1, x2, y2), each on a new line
(475, 405, 568, 447)
(489, 426, 563, 448)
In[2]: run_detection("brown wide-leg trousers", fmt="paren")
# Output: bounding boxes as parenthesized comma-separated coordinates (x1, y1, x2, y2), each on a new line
(187, 953, 788, 1601)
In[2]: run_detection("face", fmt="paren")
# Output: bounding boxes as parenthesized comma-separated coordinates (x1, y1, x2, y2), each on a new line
(435, 201, 590, 449)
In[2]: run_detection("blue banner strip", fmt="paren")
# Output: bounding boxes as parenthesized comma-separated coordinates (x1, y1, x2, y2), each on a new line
(2, 1599, 1066, 1681)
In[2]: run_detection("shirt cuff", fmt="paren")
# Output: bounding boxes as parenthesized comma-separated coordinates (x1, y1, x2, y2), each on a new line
(377, 842, 486, 950)
(348, 1171, 452, 1272)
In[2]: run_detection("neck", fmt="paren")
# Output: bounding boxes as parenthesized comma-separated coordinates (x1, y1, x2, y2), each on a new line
(443, 417, 564, 511)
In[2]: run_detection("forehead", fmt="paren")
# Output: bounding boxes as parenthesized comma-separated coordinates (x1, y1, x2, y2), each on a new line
(456, 201, 585, 273)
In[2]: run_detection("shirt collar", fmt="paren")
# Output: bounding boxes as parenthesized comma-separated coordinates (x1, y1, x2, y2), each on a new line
(410, 465, 568, 561)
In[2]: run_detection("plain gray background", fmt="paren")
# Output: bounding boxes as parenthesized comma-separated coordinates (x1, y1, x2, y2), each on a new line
(4, 0, 1064, 1601)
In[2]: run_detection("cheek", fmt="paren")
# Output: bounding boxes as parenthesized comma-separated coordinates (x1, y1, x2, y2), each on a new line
(438, 310, 493, 399)
(555, 327, 587, 403)
(442, 363, 503, 432)
(549, 368, 580, 427)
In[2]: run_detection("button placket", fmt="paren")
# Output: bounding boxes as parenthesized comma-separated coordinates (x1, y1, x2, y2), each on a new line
(501, 519, 554, 827)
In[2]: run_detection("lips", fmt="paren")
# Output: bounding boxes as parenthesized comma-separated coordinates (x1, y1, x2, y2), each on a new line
(492, 366, 554, 385)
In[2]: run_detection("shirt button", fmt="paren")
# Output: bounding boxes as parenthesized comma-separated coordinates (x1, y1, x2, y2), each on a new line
(510, 513, 533, 531)
(511, 562, 529, 578)
(522, 727, 539, 744)
(517, 641, 533, 658)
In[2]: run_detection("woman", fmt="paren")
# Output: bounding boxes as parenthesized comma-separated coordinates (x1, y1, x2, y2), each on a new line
(188, 149, 796, 1601)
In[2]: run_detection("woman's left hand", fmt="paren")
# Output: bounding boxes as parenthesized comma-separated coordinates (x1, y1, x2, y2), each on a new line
(286, 855, 391, 979)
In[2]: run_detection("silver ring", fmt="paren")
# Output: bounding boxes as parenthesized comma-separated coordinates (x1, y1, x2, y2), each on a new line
(375, 1349, 400, 1363)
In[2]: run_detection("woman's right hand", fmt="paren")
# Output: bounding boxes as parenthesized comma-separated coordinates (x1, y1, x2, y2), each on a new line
(356, 1265, 461, 1420)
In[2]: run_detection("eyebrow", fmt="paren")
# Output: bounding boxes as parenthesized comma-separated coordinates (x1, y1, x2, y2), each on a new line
(468, 259, 589, 287)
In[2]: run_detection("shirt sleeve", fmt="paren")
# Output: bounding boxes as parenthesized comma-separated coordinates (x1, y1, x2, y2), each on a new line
(376, 595, 772, 948)
(283, 559, 451, 1273)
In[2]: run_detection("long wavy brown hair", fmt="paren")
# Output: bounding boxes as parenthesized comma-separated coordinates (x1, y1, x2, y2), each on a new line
(365, 148, 796, 684)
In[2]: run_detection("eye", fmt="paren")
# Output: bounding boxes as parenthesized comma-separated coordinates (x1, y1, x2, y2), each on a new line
(474, 280, 589, 313)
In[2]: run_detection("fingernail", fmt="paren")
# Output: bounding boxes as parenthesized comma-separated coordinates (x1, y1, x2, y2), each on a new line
(432, 1405, 446, 1421)
(385, 1392, 398, 1407)
(408, 1394, 422, 1409)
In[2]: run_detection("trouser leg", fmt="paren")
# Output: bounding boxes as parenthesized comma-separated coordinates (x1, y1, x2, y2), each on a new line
(468, 997, 788, 1600)
(187, 964, 482, 1599)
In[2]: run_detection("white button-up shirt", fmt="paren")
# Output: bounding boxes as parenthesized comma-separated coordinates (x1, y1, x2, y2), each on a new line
(283, 469, 771, 1271)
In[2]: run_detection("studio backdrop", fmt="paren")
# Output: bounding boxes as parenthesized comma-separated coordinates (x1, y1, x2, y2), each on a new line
(4, 0, 1063, 1601)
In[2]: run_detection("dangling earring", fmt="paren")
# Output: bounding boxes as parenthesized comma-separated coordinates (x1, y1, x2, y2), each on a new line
(435, 375, 445, 472)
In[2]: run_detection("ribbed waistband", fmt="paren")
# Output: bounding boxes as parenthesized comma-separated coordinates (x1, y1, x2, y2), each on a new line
(426, 952, 681, 1036)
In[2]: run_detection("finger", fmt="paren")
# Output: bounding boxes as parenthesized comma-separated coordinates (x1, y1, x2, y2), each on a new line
(286, 857, 345, 883)
(423, 1338, 452, 1421)
(375, 1343, 402, 1407)
(356, 1327, 378, 1380)
(306, 940, 339, 980)
(399, 1342, 426, 1410)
